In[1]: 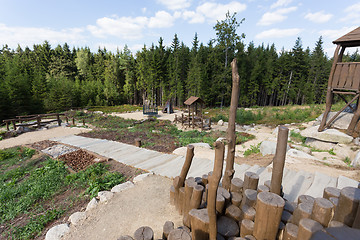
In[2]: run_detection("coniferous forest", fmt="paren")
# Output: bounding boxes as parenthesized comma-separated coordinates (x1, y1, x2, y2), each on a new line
(1, 13, 360, 122)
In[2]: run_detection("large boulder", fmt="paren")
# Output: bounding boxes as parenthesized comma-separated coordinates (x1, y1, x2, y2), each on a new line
(304, 138, 336, 151)
(301, 126, 353, 144)
(286, 149, 318, 160)
(351, 151, 360, 167)
(45, 224, 70, 240)
(315, 112, 353, 130)
(260, 141, 290, 156)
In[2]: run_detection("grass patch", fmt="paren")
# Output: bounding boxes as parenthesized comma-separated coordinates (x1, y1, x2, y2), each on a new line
(0, 147, 125, 239)
(244, 143, 261, 157)
(87, 104, 142, 113)
(289, 130, 307, 144)
(344, 157, 352, 167)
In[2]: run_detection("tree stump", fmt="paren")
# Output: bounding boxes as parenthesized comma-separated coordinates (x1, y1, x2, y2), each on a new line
(257, 185, 269, 193)
(283, 223, 298, 240)
(253, 191, 285, 240)
(297, 218, 323, 240)
(168, 229, 192, 240)
(189, 208, 209, 240)
(170, 185, 175, 205)
(333, 186, 360, 226)
(217, 216, 239, 238)
(323, 187, 340, 200)
(284, 201, 297, 214)
(243, 172, 259, 191)
(231, 192, 242, 207)
(290, 202, 313, 225)
(240, 219, 254, 237)
(241, 189, 257, 208)
(240, 205, 256, 221)
(298, 195, 315, 205)
(225, 204, 242, 222)
(281, 210, 292, 224)
(311, 198, 333, 227)
(134, 226, 154, 240)
(118, 236, 134, 240)
(231, 178, 244, 193)
(163, 221, 174, 240)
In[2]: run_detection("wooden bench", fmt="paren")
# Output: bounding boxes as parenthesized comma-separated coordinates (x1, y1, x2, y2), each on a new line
(3, 113, 65, 131)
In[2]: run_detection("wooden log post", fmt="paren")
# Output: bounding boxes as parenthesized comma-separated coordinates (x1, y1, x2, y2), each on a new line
(173, 145, 195, 212)
(283, 223, 298, 240)
(36, 116, 41, 129)
(5, 121, 9, 131)
(72, 117, 75, 125)
(240, 219, 254, 237)
(82, 119, 85, 126)
(217, 216, 239, 239)
(333, 186, 360, 226)
(134, 226, 154, 240)
(253, 191, 285, 240)
(183, 178, 197, 227)
(298, 195, 315, 205)
(189, 208, 209, 240)
(270, 126, 289, 195)
(241, 189, 257, 208)
(231, 192, 242, 207)
(135, 138, 142, 147)
(240, 205, 256, 221)
(168, 229, 192, 240)
(243, 172, 259, 191)
(57, 114, 61, 126)
(163, 221, 174, 240)
(297, 218, 323, 240)
(179, 187, 185, 214)
(225, 204, 242, 222)
(65, 116, 69, 123)
(290, 202, 313, 225)
(201, 174, 208, 186)
(207, 141, 225, 240)
(310, 198, 333, 227)
(230, 178, 244, 194)
(222, 58, 240, 191)
(189, 185, 204, 210)
(323, 187, 340, 200)
(257, 185, 270, 193)
(353, 201, 360, 228)
(118, 236, 134, 240)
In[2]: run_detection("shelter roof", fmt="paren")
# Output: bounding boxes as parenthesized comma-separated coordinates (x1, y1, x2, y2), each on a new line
(184, 96, 205, 106)
(333, 27, 360, 47)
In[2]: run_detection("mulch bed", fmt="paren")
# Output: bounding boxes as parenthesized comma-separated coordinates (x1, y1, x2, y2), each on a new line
(59, 149, 97, 172)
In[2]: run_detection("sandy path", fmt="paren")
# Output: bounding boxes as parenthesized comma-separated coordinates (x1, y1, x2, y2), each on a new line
(0, 126, 91, 149)
(63, 174, 182, 240)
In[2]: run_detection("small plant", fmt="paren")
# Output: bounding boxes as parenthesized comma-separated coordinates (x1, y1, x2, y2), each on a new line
(329, 148, 336, 155)
(290, 130, 306, 144)
(244, 143, 261, 157)
(343, 157, 352, 166)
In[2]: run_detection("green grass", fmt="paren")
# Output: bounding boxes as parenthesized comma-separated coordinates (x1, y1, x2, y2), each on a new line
(344, 157, 352, 167)
(87, 104, 142, 113)
(289, 130, 307, 144)
(244, 143, 261, 157)
(0, 147, 125, 239)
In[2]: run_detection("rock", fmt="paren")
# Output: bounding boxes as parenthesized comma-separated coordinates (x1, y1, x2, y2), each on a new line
(85, 197, 99, 211)
(15, 126, 24, 134)
(301, 126, 353, 144)
(133, 173, 153, 183)
(351, 151, 360, 167)
(304, 138, 336, 151)
(41, 144, 77, 158)
(354, 138, 360, 146)
(286, 149, 318, 160)
(218, 119, 224, 126)
(315, 112, 354, 130)
(190, 142, 211, 148)
(45, 223, 70, 240)
(216, 137, 227, 142)
(69, 211, 86, 225)
(260, 141, 290, 156)
(111, 181, 135, 193)
(98, 191, 114, 203)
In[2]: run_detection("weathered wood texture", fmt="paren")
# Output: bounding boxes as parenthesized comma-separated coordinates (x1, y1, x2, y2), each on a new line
(243, 172, 259, 191)
(283, 223, 298, 240)
(162, 221, 174, 240)
(134, 226, 154, 240)
(167, 229, 192, 240)
(297, 218, 323, 240)
(217, 216, 239, 238)
(222, 58, 240, 191)
(333, 186, 360, 226)
(240, 219, 254, 238)
(311, 198, 333, 227)
(290, 202, 313, 225)
(189, 208, 209, 240)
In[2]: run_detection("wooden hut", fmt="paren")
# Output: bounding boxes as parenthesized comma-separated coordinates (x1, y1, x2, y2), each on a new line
(183, 96, 205, 129)
(318, 27, 360, 136)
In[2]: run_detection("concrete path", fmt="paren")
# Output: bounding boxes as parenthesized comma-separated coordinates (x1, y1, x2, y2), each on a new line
(53, 135, 359, 202)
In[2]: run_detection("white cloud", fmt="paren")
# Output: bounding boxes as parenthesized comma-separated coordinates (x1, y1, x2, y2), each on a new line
(341, 3, 360, 23)
(0, 23, 85, 48)
(87, 16, 148, 40)
(149, 11, 175, 28)
(184, 1, 247, 24)
(304, 11, 333, 23)
(157, 0, 191, 10)
(257, 7, 297, 26)
(270, 0, 292, 9)
(255, 28, 303, 39)
(319, 26, 358, 40)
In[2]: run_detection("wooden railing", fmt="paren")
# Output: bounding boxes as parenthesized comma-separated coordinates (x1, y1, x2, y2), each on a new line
(3, 113, 65, 131)
(331, 62, 360, 91)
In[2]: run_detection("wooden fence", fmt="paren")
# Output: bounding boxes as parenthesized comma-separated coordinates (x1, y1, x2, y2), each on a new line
(3, 113, 65, 131)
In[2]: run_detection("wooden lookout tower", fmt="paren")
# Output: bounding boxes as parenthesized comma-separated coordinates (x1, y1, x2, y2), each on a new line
(183, 96, 205, 129)
(318, 27, 360, 136)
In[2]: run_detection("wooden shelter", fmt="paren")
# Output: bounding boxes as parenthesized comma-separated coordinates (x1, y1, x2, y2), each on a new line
(183, 96, 205, 129)
(318, 27, 360, 136)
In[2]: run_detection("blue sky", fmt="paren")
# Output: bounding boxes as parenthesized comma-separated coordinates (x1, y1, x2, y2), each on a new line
(0, 0, 359, 56)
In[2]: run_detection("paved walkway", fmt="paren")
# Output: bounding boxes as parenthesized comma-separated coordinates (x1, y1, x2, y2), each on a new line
(53, 135, 359, 202)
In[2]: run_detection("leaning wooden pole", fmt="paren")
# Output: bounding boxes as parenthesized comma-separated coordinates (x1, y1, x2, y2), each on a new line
(270, 126, 289, 195)
(208, 141, 225, 240)
(222, 58, 240, 191)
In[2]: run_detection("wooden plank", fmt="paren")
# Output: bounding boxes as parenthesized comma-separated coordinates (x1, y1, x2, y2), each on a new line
(353, 64, 360, 90)
(331, 64, 343, 88)
(345, 63, 356, 89)
(338, 63, 349, 88)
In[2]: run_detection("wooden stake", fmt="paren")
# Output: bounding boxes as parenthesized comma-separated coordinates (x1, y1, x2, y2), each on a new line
(135, 138, 142, 147)
(225, 204, 242, 222)
(168, 229, 192, 240)
(240, 205, 256, 221)
(240, 219, 254, 238)
(189, 185, 204, 210)
(311, 198, 333, 227)
(230, 178, 244, 194)
(134, 226, 154, 240)
(231, 192, 242, 207)
(189, 208, 209, 240)
(333, 186, 360, 226)
(243, 172, 259, 191)
(217, 216, 239, 238)
(298, 195, 315, 205)
(241, 189, 257, 208)
(297, 218, 323, 240)
(323, 187, 340, 200)
(283, 223, 298, 240)
(270, 126, 289, 195)
(222, 58, 240, 191)
(253, 191, 285, 240)
(290, 202, 313, 225)
(163, 221, 174, 240)
(183, 178, 197, 227)
(207, 141, 225, 240)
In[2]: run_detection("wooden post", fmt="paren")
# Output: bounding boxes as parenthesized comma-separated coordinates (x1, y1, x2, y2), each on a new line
(163, 221, 174, 240)
(189, 208, 209, 240)
(12, 120, 17, 130)
(298, 194, 315, 205)
(253, 191, 285, 240)
(311, 198, 333, 227)
(231, 192, 242, 207)
(36, 116, 41, 129)
(181, 113, 184, 126)
(225, 205, 241, 222)
(188, 105, 191, 127)
(270, 126, 289, 195)
(240, 205, 256, 221)
(323, 187, 340, 200)
(65, 116, 68, 123)
(240, 219, 254, 238)
(134, 226, 154, 240)
(230, 178, 243, 193)
(352, 201, 360, 229)
(72, 117, 75, 125)
(208, 141, 225, 240)
(222, 58, 240, 191)
(243, 172, 259, 191)
(168, 229, 192, 240)
(283, 223, 298, 240)
(82, 119, 85, 126)
(57, 114, 61, 126)
(183, 178, 197, 227)
(173, 145, 195, 212)
(333, 186, 360, 226)
(5, 121, 9, 131)
(290, 202, 313, 225)
(297, 218, 323, 240)
(189, 185, 204, 210)
(135, 138, 142, 147)
(241, 189, 257, 208)
(192, 106, 195, 129)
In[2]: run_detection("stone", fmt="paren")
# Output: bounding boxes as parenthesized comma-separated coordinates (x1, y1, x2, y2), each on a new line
(133, 173, 153, 183)
(190, 142, 212, 148)
(286, 149, 318, 160)
(216, 137, 226, 142)
(69, 211, 86, 225)
(301, 126, 353, 144)
(86, 197, 99, 211)
(260, 141, 290, 156)
(41, 144, 77, 158)
(45, 223, 70, 240)
(352, 152, 360, 167)
(316, 112, 354, 130)
(111, 181, 135, 192)
(98, 191, 114, 203)
(217, 119, 224, 126)
(304, 138, 336, 151)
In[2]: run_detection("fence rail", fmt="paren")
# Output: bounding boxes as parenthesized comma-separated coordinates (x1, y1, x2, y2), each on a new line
(3, 113, 65, 131)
